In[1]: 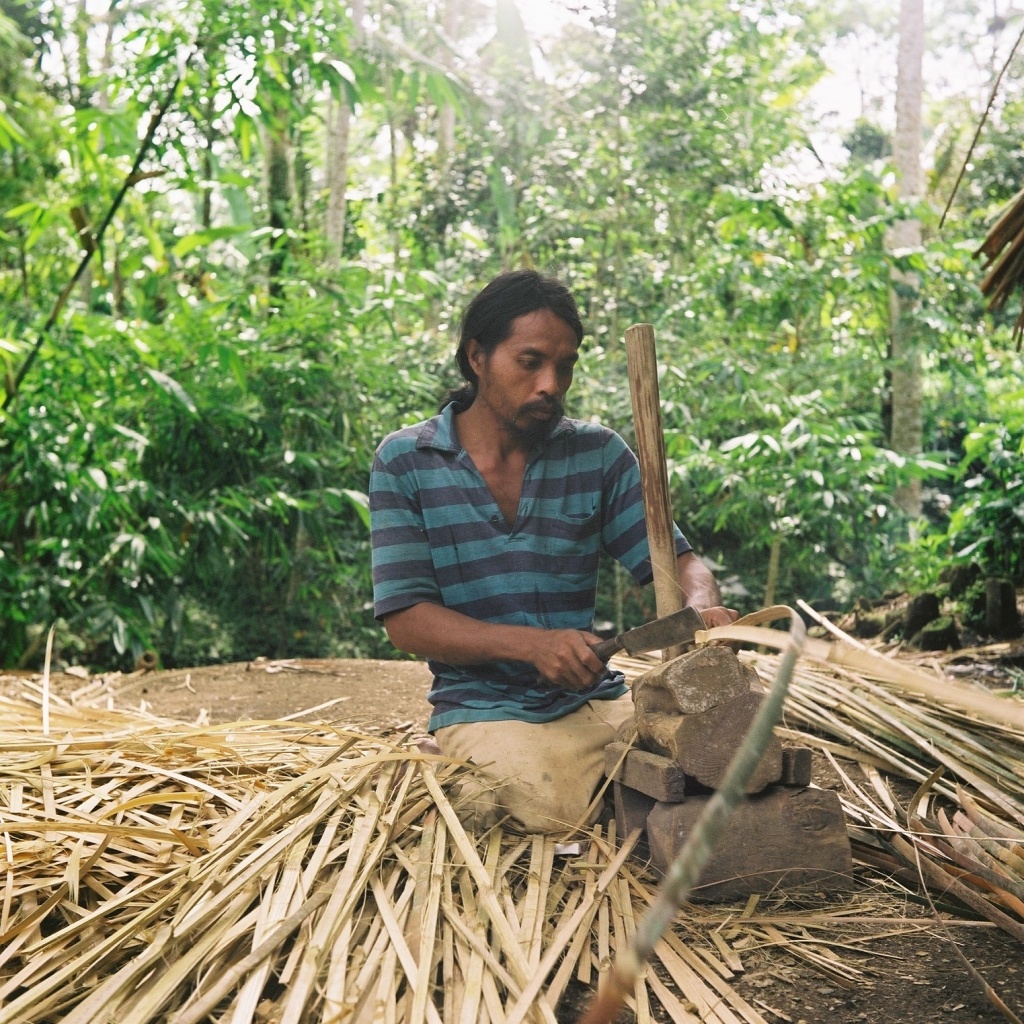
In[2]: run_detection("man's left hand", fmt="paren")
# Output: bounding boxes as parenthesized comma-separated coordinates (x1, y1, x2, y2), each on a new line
(698, 605, 739, 628)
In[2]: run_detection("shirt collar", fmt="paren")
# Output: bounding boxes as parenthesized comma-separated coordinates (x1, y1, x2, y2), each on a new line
(417, 403, 461, 453)
(419, 401, 576, 453)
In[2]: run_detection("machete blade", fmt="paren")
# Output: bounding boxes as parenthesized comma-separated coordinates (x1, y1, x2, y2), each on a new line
(591, 606, 707, 662)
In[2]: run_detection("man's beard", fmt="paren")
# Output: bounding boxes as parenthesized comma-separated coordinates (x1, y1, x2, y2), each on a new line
(506, 397, 565, 445)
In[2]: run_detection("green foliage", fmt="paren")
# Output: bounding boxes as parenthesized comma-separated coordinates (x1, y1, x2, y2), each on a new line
(844, 120, 891, 163)
(1, 0, 1022, 669)
(0, 259, 445, 668)
(662, 374, 934, 608)
(932, 392, 1024, 581)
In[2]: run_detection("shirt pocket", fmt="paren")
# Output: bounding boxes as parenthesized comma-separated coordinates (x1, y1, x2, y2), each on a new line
(547, 505, 600, 543)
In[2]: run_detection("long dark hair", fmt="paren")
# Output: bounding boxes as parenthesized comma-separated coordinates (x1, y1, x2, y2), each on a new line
(439, 270, 585, 411)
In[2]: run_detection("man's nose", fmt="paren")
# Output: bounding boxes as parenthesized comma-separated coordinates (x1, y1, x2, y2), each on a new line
(537, 365, 559, 396)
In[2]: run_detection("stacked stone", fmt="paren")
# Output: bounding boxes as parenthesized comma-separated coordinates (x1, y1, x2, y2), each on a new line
(605, 646, 852, 900)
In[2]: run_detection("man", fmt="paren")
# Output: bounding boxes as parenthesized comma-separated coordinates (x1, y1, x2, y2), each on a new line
(369, 270, 736, 833)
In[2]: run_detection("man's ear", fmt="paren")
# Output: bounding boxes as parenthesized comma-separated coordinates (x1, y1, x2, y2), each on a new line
(466, 339, 486, 376)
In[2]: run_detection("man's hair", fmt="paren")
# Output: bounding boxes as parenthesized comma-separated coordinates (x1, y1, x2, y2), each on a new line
(440, 270, 585, 411)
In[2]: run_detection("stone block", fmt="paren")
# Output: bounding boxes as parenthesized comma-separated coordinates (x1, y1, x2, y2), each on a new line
(633, 645, 758, 720)
(780, 746, 813, 787)
(647, 787, 852, 901)
(613, 781, 655, 861)
(637, 691, 783, 794)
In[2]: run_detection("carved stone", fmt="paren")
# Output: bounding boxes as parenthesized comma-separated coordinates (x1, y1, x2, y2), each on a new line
(636, 691, 783, 794)
(647, 787, 853, 901)
(632, 645, 757, 720)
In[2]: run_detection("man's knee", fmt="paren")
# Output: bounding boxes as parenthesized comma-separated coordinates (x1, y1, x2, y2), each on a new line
(508, 780, 601, 833)
(434, 714, 612, 834)
(449, 775, 503, 831)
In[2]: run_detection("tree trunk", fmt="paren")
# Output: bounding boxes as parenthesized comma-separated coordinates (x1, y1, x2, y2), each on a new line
(323, 92, 351, 267)
(201, 66, 214, 231)
(98, 0, 121, 112)
(75, 0, 93, 310)
(437, 0, 460, 172)
(323, 0, 364, 269)
(293, 131, 308, 236)
(265, 126, 292, 303)
(384, 69, 401, 266)
(75, 0, 90, 107)
(887, 0, 924, 517)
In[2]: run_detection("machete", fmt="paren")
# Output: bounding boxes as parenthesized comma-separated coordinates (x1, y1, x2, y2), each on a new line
(590, 606, 706, 662)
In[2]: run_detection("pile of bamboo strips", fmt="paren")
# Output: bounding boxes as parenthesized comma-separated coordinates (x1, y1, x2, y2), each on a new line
(1, 686, 910, 1024)
(4, 621, 1022, 1023)
(780, 653, 1024, 942)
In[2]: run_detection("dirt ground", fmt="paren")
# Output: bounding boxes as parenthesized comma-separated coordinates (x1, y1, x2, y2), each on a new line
(8, 656, 1024, 1024)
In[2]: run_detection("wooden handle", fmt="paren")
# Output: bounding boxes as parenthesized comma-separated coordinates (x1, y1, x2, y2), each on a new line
(591, 637, 622, 663)
(625, 324, 684, 657)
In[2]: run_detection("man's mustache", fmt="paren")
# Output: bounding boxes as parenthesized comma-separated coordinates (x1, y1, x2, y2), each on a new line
(518, 398, 564, 419)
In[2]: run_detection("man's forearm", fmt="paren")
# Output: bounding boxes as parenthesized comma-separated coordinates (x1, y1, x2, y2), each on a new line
(676, 551, 721, 607)
(676, 551, 738, 628)
(381, 602, 607, 692)
(383, 602, 537, 665)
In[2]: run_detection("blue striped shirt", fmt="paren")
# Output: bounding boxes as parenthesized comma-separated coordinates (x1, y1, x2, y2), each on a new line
(369, 402, 692, 730)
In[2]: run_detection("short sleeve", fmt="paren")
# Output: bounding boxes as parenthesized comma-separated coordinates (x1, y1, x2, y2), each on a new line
(598, 431, 691, 585)
(369, 444, 443, 619)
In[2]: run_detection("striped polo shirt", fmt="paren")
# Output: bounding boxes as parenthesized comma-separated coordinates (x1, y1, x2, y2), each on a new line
(369, 402, 692, 730)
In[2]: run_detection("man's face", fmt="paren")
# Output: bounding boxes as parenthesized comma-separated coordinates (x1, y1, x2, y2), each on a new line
(468, 309, 580, 445)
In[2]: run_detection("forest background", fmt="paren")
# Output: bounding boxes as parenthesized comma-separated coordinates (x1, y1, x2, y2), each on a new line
(1, 0, 1022, 672)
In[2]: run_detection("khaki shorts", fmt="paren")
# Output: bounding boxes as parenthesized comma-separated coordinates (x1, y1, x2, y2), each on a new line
(434, 694, 635, 834)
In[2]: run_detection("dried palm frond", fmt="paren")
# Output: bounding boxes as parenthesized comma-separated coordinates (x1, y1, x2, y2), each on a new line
(976, 184, 1024, 347)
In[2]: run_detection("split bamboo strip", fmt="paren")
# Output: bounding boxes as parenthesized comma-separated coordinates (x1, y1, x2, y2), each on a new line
(410, 814, 448, 1024)
(616, 875, 653, 1024)
(441, 890, 457, 1024)
(645, 967, 703, 1024)
(454, 868, 489, 1024)
(504, 829, 640, 1024)
(541, 887, 584, 1003)
(419, 765, 559, 1024)
(624, 872, 768, 1024)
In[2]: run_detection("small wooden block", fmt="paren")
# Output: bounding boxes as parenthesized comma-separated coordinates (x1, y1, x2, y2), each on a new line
(647, 786, 853, 901)
(613, 781, 655, 861)
(781, 746, 813, 787)
(605, 742, 687, 802)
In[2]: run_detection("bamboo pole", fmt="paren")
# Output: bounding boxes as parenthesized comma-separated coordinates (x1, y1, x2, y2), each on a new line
(579, 608, 807, 1024)
(625, 324, 684, 653)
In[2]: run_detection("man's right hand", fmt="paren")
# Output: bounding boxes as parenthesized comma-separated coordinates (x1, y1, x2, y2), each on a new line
(532, 629, 606, 692)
